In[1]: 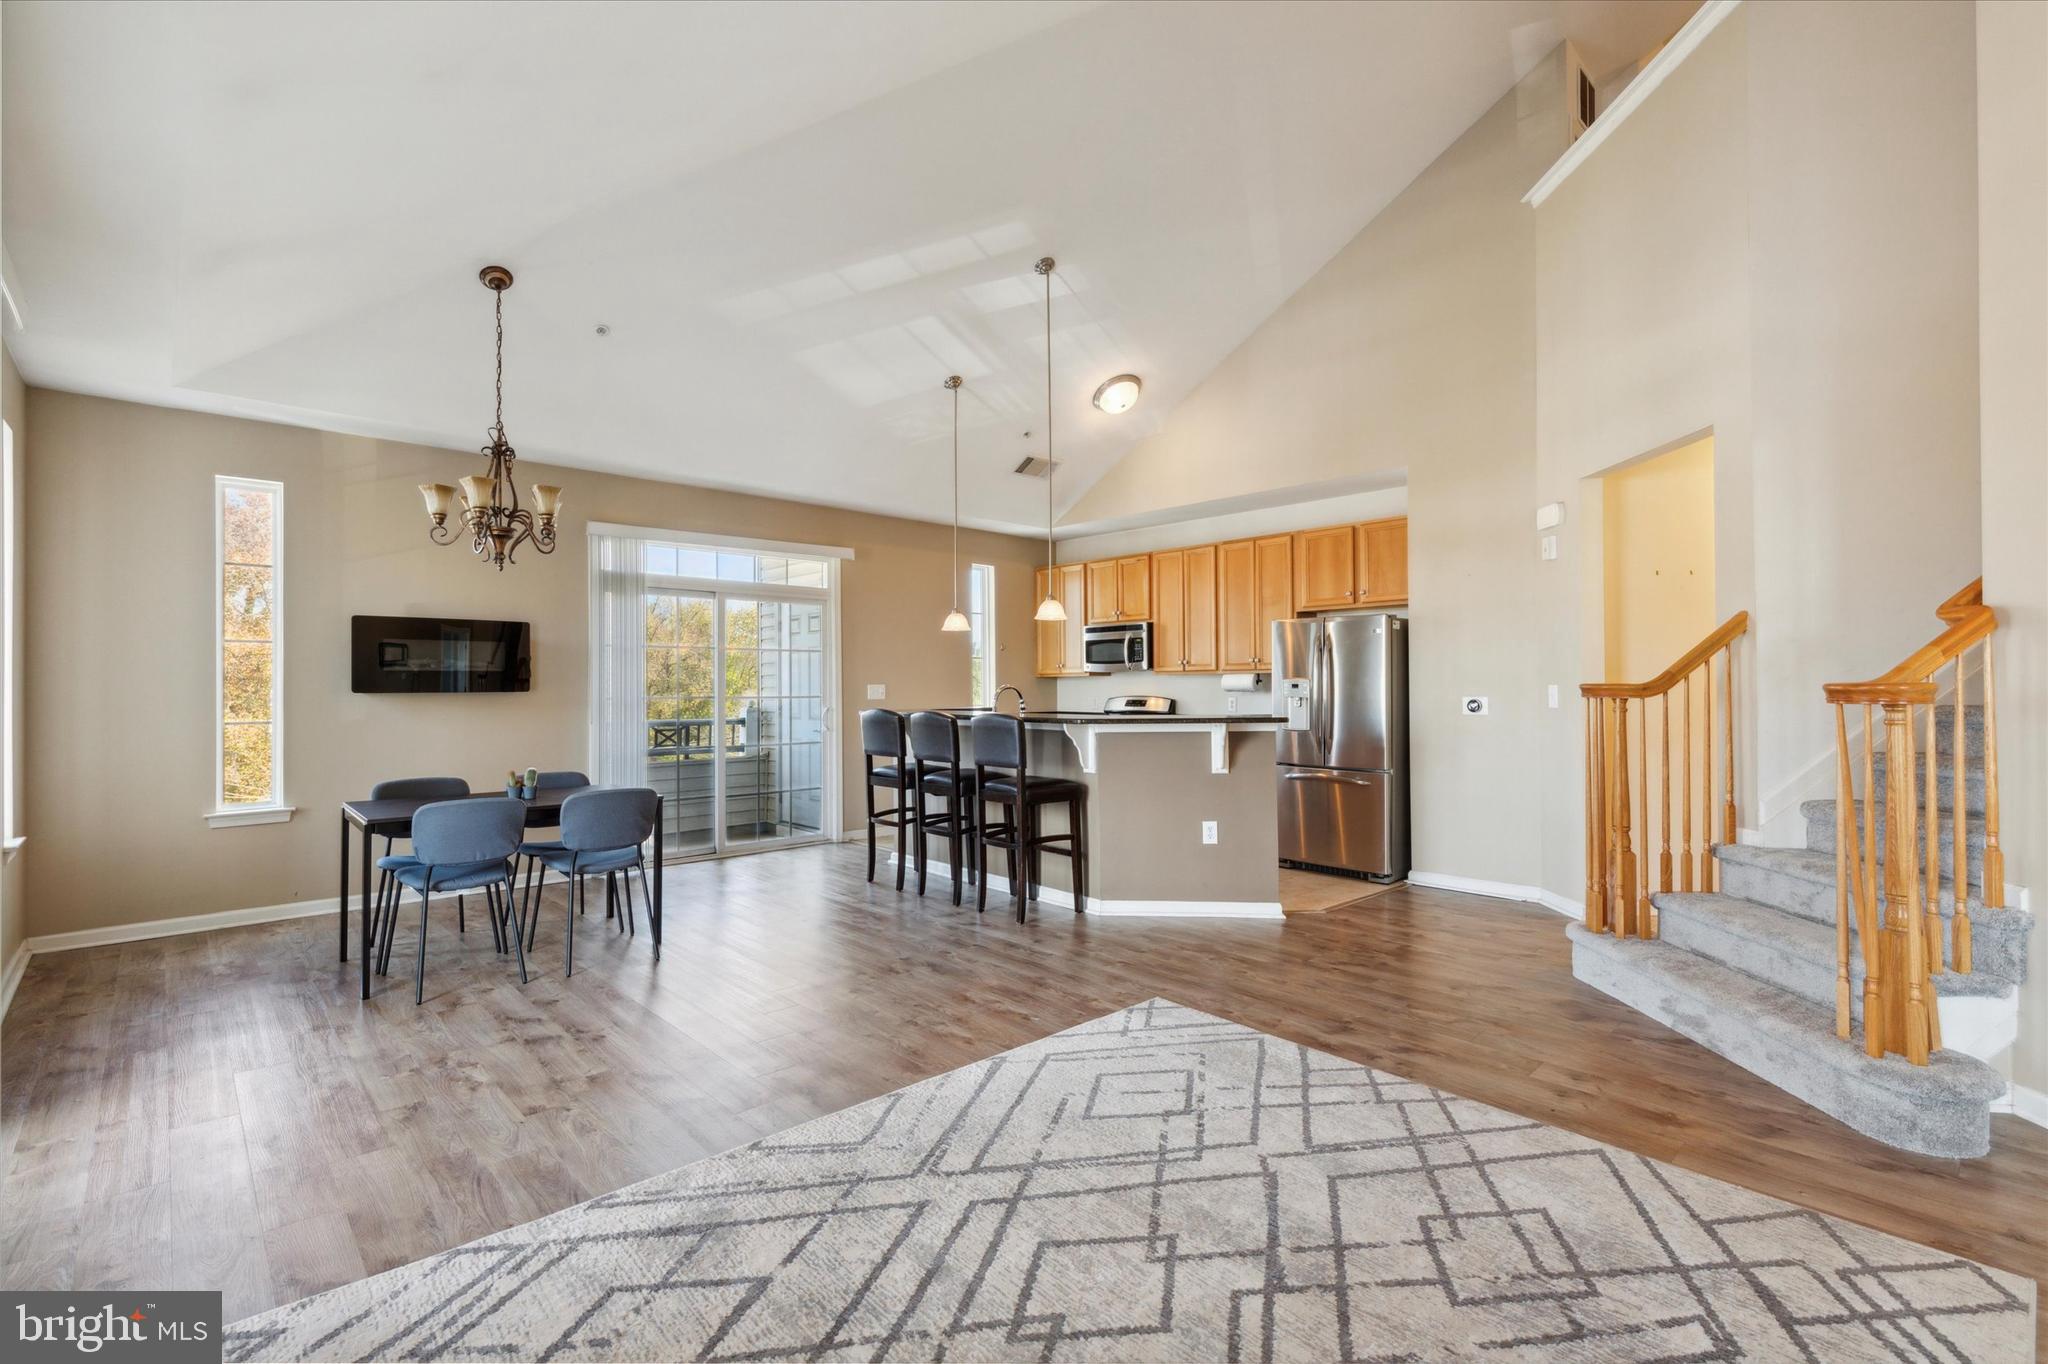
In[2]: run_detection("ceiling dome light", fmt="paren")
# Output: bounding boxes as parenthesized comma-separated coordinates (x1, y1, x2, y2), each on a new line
(1092, 374, 1142, 415)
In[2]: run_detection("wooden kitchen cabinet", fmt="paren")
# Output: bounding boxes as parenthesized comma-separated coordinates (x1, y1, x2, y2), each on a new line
(1085, 555, 1152, 623)
(1293, 524, 1358, 609)
(1355, 516, 1408, 605)
(1150, 544, 1218, 672)
(1218, 534, 1292, 670)
(1034, 564, 1089, 676)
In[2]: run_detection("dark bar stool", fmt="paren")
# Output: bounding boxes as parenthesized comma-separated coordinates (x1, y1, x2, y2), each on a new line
(860, 709, 920, 890)
(971, 713, 1087, 921)
(908, 710, 979, 905)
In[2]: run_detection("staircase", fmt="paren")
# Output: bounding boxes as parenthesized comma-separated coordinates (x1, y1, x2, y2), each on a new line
(1571, 588, 2030, 1159)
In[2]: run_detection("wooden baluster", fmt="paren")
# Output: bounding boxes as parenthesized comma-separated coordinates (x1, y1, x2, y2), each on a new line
(1952, 656, 1972, 970)
(1702, 660, 1715, 890)
(1721, 645, 1737, 849)
(1597, 699, 1611, 932)
(1659, 691, 1672, 903)
(1894, 703, 1931, 1064)
(1616, 699, 1636, 938)
(1584, 697, 1604, 934)
(1637, 691, 1651, 935)
(1680, 673, 1694, 893)
(1924, 699, 1941, 974)
(1832, 704, 1854, 1041)
(1982, 639, 2004, 908)
(1875, 700, 1925, 1064)
(1860, 703, 1884, 1058)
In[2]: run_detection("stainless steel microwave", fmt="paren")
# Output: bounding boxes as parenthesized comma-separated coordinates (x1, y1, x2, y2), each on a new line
(1082, 620, 1153, 673)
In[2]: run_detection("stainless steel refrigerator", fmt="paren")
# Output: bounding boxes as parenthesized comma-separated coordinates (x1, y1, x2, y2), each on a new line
(1273, 613, 1410, 881)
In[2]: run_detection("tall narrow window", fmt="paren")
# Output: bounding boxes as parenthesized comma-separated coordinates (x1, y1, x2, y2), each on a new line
(214, 476, 286, 820)
(968, 563, 996, 708)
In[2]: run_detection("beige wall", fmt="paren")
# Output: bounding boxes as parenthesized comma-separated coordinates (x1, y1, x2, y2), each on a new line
(1976, 0, 2048, 1094)
(1066, 53, 1569, 889)
(1, 345, 23, 974)
(1602, 436, 1715, 683)
(21, 388, 1052, 937)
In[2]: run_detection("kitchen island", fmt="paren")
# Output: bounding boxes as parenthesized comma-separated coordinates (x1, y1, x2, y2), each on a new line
(903, 709, 1287, 918)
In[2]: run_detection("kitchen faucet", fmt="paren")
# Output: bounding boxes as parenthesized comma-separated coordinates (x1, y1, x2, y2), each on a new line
(994, 684, 1028, 715)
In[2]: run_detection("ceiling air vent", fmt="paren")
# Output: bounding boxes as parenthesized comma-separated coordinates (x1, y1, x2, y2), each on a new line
(1013, 455, 1057, 478)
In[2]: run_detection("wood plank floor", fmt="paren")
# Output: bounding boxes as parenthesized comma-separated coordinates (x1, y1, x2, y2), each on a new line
(3, 842, 2043, 1343)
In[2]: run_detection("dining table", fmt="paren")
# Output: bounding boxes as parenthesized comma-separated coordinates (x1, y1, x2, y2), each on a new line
(339, 788, 664, 998)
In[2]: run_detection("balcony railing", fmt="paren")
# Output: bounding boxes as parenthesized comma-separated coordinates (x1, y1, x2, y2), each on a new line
(643, 707, 824, 851)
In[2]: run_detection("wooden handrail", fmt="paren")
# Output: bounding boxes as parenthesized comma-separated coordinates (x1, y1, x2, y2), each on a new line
(1823, 580, 2000, 1067)
(1581, 612, 1750, 699)
(1581, 613, 1749, 939)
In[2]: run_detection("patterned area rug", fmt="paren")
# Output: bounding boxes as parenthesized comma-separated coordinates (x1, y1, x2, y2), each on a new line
(226, 1000, 2033, 1362)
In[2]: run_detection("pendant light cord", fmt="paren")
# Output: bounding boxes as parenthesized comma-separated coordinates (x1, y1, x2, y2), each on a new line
(1040, 257, 1055, 576)
(950, 378, 961, 613)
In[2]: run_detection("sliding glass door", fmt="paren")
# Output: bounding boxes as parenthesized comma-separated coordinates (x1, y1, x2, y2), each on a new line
(644, 584, 830, 859)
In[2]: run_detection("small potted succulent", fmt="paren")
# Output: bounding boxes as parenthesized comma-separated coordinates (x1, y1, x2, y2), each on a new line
(522, 766, 540, 799)
(506, 769, 523, 798)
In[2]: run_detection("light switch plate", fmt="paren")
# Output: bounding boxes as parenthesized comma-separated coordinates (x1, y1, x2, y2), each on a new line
(866, 683, 886, 700)
(1540, 534, 1558, 561)
(1535, 501, 1565, 530)
(1547, 684, 1560, 708)
(1462, 696, 1489, 716)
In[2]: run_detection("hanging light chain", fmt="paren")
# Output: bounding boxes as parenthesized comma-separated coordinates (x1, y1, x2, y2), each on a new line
(949, 376, 962, 612)
(1038, 257, 1055, 575)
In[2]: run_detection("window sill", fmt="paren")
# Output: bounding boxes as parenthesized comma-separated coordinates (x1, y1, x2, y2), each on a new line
(206, 805, 296, 829)
(3, 835, 21, 861)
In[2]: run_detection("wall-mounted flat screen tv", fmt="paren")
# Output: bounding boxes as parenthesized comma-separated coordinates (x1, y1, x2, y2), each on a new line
(351, 616, 532, 693)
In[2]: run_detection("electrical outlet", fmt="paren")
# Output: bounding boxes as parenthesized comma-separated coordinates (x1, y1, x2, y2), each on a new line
(1462, 696, 1489, 716)
(1226, 695, 1238, 714)
(1547, 684, 1559, 709)
(866, 683, 886, 700)
(1201, 821, 1218, 845)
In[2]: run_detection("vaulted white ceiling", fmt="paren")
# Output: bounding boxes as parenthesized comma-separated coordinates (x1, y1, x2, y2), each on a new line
(6, 0, 1623, 534)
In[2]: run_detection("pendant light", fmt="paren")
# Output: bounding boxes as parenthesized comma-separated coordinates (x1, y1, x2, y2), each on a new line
(940, 375, 970, 633)
(417, 266, 562, 570)
(1032, 256, 1067, 623)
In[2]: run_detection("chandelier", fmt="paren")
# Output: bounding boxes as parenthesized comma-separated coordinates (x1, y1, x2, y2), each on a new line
(418, 265, 561, 570)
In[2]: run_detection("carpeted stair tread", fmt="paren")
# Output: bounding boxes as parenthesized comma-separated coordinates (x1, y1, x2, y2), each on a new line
(1569, 925, 2003, 1158)
(1873, 751, 1986, 816)
(1801, 797, 1985, 888)
(1713, 843, 2032, 989)
(1653, 892, 2017, 1012)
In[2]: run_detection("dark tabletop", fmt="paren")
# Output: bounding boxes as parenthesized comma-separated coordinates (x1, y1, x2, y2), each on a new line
(343, 789, 578, 827)
(929, 709, 1283, 725)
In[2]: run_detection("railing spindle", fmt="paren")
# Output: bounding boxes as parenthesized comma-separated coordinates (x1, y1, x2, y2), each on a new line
(1680, 673, 1694, 893)
(1952, 655, 1971, 970)
(1616, 699, 1635, 937)
(1897, 704, 1932, 1064)
(1637, 692, 1650, 933)
(1702, 656, 1715, 889)
(1982, 639, 2003, 907)
(1924, 699, 1941, 974)
(1832, 704, 1854, 1041)
(1584, 697, 1603, 933)
(1659, 692, 1672, 899)
(1722, 645, 1737, 849)
(1860, 703, 1883, 1058)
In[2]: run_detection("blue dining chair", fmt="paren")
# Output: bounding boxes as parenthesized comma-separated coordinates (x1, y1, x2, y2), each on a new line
(524, 787, 657, 977)
(516, 770, 592, 951)
(383, 797, 528, 1004)
(368, 776, 470, 954)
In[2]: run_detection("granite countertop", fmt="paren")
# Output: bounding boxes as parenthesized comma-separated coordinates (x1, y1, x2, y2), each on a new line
(932, 708, 1283, 726)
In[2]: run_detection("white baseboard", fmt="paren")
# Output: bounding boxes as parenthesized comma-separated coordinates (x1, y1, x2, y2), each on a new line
(1, 887, 498, 1019)
(884, 854, 1283, 919)
(1407, 870, 1584, 921)
(0, 941, 28, 1018)
(1990, 1082, 2048, 1130)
